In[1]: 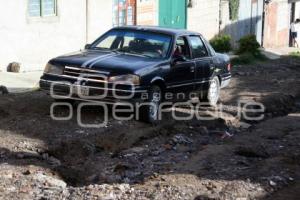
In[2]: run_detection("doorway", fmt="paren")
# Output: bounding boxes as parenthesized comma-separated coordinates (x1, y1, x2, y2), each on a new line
(159, 0, 187, 29)
(113, 0, 136, 26)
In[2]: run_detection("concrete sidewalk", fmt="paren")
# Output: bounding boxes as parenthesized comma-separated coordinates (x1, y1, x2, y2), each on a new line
(0, 71, 42, 93)
(261, 47, 299, 59)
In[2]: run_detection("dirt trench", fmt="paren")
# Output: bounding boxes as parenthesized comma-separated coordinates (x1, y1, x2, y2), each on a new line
(0, 57, 299, 199)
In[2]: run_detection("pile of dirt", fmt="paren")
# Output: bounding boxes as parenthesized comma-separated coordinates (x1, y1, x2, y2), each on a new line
(0, 57, 299, 199)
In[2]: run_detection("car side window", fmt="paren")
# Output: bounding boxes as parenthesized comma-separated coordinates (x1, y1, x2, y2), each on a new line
(189, 36, 208, 59)
(174, 36, 191, 59)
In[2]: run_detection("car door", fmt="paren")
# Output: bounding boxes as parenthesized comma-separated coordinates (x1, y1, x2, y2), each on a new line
(166, 36, 196, 94)
(188, 35, 214, 91)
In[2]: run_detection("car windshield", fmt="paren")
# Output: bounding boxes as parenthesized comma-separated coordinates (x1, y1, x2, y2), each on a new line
(90, 29, 172, 59)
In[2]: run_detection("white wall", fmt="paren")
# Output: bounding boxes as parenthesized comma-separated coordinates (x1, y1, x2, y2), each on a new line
(0, 0, 113, 72)
(295, 2, 300, 19)
(87, 0, 113, 43)
(187, 0, 220, 39)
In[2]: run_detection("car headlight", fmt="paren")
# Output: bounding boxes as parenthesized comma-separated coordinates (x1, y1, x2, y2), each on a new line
(44, 63, 64, 75)
(108, 74, 140, 85)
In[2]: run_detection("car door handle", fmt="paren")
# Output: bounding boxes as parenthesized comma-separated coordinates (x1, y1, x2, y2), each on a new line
(190, 66, 195, 73)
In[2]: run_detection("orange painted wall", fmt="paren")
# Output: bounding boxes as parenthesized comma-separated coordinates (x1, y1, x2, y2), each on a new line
(263, 1, 289, 48)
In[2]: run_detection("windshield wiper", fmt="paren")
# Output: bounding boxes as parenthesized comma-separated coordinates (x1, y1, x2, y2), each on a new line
(113, 49, 153, 58)
(90, 47, 110, 51)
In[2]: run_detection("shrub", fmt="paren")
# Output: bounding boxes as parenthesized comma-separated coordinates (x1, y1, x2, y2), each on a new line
(231, 52, 267, 65)
(237, 35, 260, 55)
(210, 34, 232, 53)
(289, 51, 300, 57)
(229, 0, 240, 21)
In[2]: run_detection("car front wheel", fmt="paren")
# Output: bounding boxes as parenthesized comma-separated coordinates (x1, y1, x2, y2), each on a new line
(139, 85, 162, 124)
(200, 76, 220, 106)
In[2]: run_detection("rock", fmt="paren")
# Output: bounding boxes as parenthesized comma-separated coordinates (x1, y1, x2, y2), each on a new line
(16, 153, 25, 159)
(7, 62, 21, 73)
(117, 184, 130, 192)
(121, 147, 146, 157)
(170, 134, 193, 145)
(23, 169, 32, 176)
(235, 145, 270, 158)
(236, 72, 246, 76)
(42, 153, 49, 160)
(221, 131, 234, 139)
(2, 171, 13, 179)
(0, 86, 9, 95)
(0, 149, 9, 158)
(151, 147, 165, 156)
(48, 156, 61, 166)
(198, 126, 209, 134)
(114, 164, 131, 173)
(34, 173, 67, 188)
(269, 180, 277, 186)
(163, 144, 173, 150)
(75, 130, 85, 134)
(239, 122, 252, 129)
(86, 174, 99, 183)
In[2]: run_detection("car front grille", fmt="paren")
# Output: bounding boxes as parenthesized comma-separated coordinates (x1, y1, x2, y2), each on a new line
(63, 66, 109, 83)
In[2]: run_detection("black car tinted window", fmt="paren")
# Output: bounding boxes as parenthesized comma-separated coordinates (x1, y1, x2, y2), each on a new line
(91, 30, 172, 59)
(174, 37, 191, 59)
(189, 36, 208, 58)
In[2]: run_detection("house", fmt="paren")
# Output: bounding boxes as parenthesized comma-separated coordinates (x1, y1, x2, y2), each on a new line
(263, 0, 297, 47)
(221, 0, 300, 48)
(123, 0, 221, 39)
(0, 0, 299, 72)
(0, 0, 113, 72)
(0, 0, 222, 72)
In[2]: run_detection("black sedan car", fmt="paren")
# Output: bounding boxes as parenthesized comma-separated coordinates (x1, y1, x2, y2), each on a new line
(40, 26, 231, 123)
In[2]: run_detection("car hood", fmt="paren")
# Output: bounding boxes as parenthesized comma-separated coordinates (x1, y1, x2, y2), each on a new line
(50, 50, 161, 75)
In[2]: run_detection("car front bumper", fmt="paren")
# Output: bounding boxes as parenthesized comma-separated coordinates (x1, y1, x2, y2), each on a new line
(39, 75, 148, 105)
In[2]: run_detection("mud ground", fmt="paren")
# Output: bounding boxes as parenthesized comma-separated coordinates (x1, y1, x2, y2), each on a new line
(0, 57, 299, 200)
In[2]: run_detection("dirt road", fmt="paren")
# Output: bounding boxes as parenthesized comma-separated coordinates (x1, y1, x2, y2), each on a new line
(0, 57, 299, 200)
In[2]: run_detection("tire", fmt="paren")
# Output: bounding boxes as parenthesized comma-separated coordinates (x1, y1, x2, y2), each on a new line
(139, 85, 162, 124)
(199, 76, 220, 106)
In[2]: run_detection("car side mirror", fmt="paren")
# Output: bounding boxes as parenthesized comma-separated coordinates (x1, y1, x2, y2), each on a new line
(85, 44, 91, 49)
(172, 55, 187, 64)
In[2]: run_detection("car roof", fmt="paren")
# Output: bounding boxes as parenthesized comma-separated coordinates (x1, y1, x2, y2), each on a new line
(111, 26, 200, 36)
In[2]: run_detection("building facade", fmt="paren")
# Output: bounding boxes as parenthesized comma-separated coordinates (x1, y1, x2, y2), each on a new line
(221, 0, 300, 48)
(0, 0, 113, 72)
(1, 0, 299, 72)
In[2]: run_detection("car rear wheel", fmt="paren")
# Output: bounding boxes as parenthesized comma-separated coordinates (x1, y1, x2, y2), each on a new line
(199, 76, 220, 106)
(139, 85, 162, 124)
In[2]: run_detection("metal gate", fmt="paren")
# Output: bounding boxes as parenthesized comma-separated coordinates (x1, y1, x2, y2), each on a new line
(159, 0, 187, 29)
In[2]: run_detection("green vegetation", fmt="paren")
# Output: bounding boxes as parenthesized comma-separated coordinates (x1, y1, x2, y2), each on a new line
(232, 35, 267, 65)
(237, 35, 260, 55)
(210, 34, 232, 53)
(229, 0, 240, 21)
(289, 51, 300, 57)
(231, 52, 267, 65)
